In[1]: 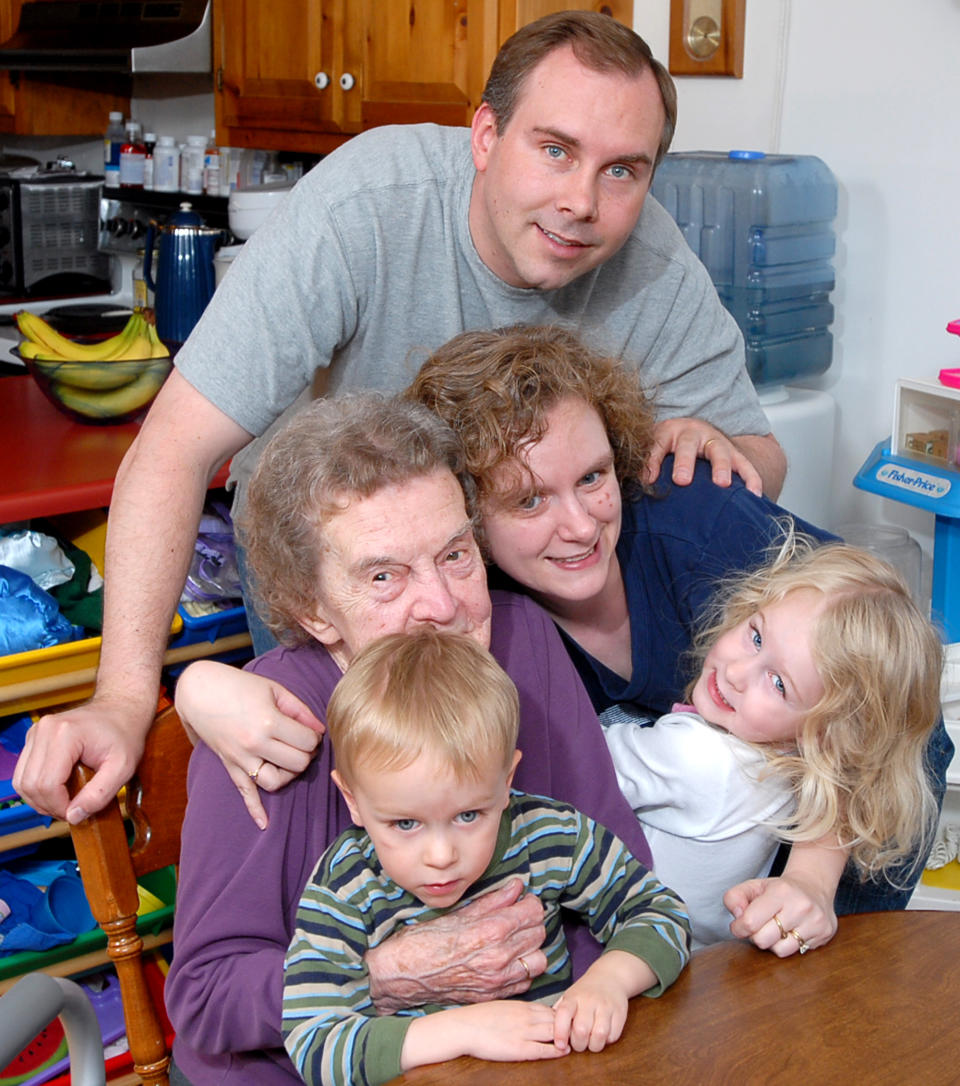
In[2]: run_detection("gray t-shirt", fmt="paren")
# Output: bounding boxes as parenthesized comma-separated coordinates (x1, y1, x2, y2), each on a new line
(175, 123, 768, 500)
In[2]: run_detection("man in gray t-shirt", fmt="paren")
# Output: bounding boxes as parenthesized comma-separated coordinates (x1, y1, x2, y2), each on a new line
(16, 10, 783, 897)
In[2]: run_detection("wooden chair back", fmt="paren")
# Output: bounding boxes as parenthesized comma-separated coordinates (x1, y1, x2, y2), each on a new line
(68, 702, 192, 1086)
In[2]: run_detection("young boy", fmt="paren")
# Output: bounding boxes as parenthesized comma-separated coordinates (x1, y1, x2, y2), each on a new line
(282, 629, 690, 1086)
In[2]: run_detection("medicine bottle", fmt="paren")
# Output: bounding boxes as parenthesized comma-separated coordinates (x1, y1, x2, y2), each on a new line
(103, 110, 125, 189)
(142, 132, 157, 191)
(119, 120, 145, 189)
(153, 136, 180, 193)
(183, 135, 207, 195)
(203, 130, 220, 196)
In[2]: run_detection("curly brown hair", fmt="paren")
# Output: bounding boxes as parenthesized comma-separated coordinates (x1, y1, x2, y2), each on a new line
(405, 324, 657, 517)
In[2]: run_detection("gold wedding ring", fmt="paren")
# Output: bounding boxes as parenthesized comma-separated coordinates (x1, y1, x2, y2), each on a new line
(773, 914, 788, 940)
(517, 955, 531, 980)
(703, 437, 718, 453)
(790, 928, 811, 954)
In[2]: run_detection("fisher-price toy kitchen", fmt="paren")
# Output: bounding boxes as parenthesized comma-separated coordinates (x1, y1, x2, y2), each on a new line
(855, 319, 960, 643)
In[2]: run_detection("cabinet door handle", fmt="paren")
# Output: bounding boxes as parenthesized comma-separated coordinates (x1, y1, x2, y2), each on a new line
(314, 71, 330, 90)
(339, 72, 355, 91)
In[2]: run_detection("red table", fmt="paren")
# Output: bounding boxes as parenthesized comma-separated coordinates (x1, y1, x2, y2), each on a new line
(1, 375, 229, 522)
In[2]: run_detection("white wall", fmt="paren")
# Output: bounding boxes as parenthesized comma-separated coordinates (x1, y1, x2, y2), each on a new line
(635, 0, 960, 571)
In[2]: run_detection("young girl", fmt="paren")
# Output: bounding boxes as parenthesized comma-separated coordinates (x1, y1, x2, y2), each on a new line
(605, 527, 944, 949)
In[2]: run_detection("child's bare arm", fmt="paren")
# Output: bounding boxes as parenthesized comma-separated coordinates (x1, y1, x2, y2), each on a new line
(552, 950, 656, 1053)
(400, 1000, 565, 1070)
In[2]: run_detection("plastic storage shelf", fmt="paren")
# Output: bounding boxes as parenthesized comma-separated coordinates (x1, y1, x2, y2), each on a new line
(168, 602, 248, 648)
(0, 612, 184, 717)
(0, 866, 177, 986)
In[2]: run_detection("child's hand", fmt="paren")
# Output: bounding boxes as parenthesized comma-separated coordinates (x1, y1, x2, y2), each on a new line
(551, 950, 654, 1053)
(401, 999, 565, 1069)
(552, 976, 628, 1054)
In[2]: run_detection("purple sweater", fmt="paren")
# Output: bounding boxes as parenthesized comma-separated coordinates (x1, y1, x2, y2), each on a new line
(165, 592, 651, 1084)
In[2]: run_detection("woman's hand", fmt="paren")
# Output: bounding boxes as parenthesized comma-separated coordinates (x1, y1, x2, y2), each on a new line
(724, 872, 839, 957)
(726, 836, 845, 956)
(366, 879, 547, 1012)
(174, 660, 323, 828)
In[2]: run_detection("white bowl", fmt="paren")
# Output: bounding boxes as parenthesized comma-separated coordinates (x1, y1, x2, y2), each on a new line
(228, 182, 294, 239)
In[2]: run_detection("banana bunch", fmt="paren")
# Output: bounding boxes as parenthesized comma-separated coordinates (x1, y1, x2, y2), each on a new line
(16, 307, 170, 364)
(17, 307, 172, 422)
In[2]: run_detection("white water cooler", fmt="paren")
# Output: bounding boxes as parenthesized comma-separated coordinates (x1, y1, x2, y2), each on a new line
(760, 384, 836, 529)
(650, 150, 840, 530)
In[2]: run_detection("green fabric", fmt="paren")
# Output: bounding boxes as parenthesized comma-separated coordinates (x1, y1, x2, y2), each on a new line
(37, 526, 103, 632)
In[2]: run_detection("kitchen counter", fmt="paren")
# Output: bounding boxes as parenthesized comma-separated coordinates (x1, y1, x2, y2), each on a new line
(1, 374, 229, 522)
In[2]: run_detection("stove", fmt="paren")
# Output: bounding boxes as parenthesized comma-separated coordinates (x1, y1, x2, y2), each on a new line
(0, 255, 136, 373)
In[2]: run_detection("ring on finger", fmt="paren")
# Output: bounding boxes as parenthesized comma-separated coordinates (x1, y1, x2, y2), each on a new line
(789, 928, 811, 954)
(703, 437, 719, 454)
(249, 758, 266, 783)
(773, 913, 788, 941)
(517, 955, 531, 981)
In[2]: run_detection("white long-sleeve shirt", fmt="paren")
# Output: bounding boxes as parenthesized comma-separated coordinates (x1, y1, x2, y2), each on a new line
(604, 707, 794, 948)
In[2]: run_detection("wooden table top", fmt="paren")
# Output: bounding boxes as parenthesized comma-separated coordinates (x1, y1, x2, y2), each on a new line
(390, 910, 960, 1086)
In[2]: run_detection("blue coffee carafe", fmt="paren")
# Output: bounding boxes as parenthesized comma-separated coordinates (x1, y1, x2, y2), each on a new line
(143, 202, 219, 345)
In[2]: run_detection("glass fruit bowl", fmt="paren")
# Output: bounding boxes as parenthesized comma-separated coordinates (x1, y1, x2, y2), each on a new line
(17, 349, 172, 425)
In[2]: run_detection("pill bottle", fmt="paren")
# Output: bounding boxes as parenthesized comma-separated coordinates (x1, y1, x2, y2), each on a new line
(153, 136, 180, 193)
(183, 135, 207, 195)
(119, 120, 145, 189)
(103, 110, 124, 189)
(142, 132, 157, 191)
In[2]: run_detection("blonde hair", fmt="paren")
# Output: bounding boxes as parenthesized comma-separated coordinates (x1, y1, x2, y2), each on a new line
(691, 524, 943, 883)
(327, 630, 519, 786)
(406, 324, 656, 520)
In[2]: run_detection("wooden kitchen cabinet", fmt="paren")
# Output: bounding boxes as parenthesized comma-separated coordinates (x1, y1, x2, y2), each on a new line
(0, 0, 129, 135)
(213, 0, 632, 154)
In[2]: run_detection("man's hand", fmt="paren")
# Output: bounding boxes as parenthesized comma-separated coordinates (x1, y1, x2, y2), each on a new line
(175, 660, 323, 829)
(13, 694, 153, 823)
(366, 879, 547, 1012)
(645, 418, 786, 499)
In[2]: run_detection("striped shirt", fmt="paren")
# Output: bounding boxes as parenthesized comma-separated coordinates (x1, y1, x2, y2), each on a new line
(283, 790, 690, 1086)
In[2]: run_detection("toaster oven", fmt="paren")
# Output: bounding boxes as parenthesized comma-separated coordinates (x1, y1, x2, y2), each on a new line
(0, 172, 111, 295)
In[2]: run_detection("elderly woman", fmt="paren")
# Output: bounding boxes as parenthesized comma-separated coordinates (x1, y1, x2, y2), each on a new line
(165, 393, 661, 1085)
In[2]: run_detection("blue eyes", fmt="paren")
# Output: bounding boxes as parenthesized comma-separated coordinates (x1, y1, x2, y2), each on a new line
(750, 624, 785, 698)
(393, 811, 479, 831)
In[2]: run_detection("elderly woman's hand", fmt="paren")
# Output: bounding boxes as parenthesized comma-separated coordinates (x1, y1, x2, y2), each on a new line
(174, 660, 323, 828)
(366, 879, 548, 1012)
